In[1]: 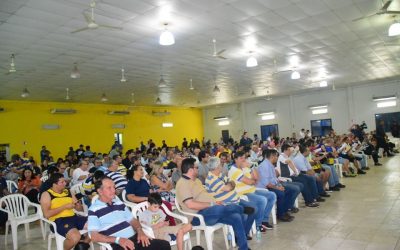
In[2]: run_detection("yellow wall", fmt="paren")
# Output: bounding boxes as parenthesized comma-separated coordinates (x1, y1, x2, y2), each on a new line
(0, 100, 203, 161)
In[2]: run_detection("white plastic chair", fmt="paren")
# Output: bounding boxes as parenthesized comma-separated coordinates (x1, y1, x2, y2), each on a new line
(122, 189, 138, 210)
(70, 183, 88, 216)
(0, 194, 45, 250)
(175, 198, 230, 250)
(132, 201, 192, 249)
(41, 217, 94, 250)
(6, 180, 18, 193)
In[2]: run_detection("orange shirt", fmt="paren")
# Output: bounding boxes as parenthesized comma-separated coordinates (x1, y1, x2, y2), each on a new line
(18, 176, 41, 194)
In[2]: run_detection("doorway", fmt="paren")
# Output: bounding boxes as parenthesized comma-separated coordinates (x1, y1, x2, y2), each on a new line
(0, 144, 10, 162)
(375, 111, 400, 136)
(114, 133, 123, 146)
(221, 130, 229, 144)
(260, 124, 279, 141)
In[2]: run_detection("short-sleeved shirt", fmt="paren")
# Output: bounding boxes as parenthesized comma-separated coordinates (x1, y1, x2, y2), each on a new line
(197, 162, 209, 184)
(105, 171, 127, 191)
(292, 154, 312, 172)
(82, 176, 95, 196)
(138, 209, 166, 226)
(228, 165, 256, 195)
(205, 172, 240, 203)
(256, 159, 280, 188)
(88, 197, 134, 238)
(126, 179, 150, 198)
(176, 175, 214, 215)
(72, 168, 89, 185)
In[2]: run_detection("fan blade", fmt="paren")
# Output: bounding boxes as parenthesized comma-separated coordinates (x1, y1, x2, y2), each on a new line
(352, 13, 376, 21)
(216, 49, 226, 55)
(71, 27, 90, 33)
(380, 0, 393, 11)
(83, 12, 91, 24)
(272, 69, 292, 75)
(217, 55, 227, 60)
(384, 10, 400, 14)
(98, 24, 123, 30)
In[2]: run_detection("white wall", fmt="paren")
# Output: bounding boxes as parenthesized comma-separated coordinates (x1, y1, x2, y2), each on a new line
(203, 81, 400, 142)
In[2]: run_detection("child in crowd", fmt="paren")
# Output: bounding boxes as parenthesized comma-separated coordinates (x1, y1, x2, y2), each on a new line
(139, 193, 192, 250)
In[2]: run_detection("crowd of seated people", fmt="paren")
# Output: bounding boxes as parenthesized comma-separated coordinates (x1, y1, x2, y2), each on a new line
(0, 123, 398, 249)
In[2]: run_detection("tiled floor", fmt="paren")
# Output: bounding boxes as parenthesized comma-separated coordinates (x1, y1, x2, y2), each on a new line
(2, 155, 400, 250)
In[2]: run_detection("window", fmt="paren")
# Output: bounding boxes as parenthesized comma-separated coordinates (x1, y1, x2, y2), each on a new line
(310, 119, 332, 137)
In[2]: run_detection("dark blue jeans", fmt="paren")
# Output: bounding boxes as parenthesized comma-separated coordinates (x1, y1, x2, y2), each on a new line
(291, 174, 319, 204)
(270, 183, 299, 217)
(193, 204, 248, 250)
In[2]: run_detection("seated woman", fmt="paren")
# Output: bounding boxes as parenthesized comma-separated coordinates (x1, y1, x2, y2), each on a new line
(150, 161, 175, 203)
(18, 168, 41, 203)
(126, 165, 176, 225)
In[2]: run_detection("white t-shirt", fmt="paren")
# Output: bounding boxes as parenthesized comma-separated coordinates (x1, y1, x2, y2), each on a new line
(276, 154, 298, 177)
(72, 168, 89, 185)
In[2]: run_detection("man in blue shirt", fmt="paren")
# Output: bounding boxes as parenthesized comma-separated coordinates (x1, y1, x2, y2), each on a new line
(88, 176, 170, 250)
(256, 149, 298, 222)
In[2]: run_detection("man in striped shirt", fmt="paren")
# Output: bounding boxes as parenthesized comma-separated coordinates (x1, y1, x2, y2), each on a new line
(205, 157, 256, 238)
(105, 160, 127, 196)
(228, 151, 277, 232)
(88, 176, 170, 250)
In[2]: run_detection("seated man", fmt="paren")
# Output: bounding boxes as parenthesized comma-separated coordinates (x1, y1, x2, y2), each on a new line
(228, 151, 276, 232)
(105, 160, 127, 196)
(292, 144, 326, 206)
(205, 157, 256, 237)
(256, 149, 299, 222)
(88, 176, 170, 250)
(176, 158, 250, 250)
(40, 173, 89, 250)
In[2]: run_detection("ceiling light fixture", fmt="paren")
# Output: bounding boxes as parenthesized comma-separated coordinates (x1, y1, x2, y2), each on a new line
(246, 52, 258, 67)
(21, 87, 30, 98)
(9, 54, 16, 73)
(120, 68, 127, 82)
(291, 70, 300, 80)
(70, 62, 80, 79)
(213, 84, 220, 93)
(65, 88, 70, 100)
(319, 80, 328, 87)
(158, 75, 167, 87)
(159, 23, 175, 46)
(388, 21, 400, 37)
(156, 97, 161, 104)
(189, 79, 194, 90)
(101, 93, 108, 102)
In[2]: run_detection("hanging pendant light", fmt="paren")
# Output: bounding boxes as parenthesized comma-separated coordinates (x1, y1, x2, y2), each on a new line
(158, 75, 167, 87)
(156, 97, 162, 104)
(70, 62, 80, 79)
(9, 54, 16, 73)
(189, 79, 194, 90)
(246, 56, 258, 67)
(65, 88, 70, 100)
(291, 70, 300, 80)
(388, 22, 400, 37)
(21, 88, 30, 98)
(213, 85, 220, 93)
(251, 90, 256, 96)
(159, 23, 175, 46)
(101, 93, 108, 102)
(120, 68, 127, 82)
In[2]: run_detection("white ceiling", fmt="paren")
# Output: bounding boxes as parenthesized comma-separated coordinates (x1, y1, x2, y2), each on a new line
(1, 0, 400, 107)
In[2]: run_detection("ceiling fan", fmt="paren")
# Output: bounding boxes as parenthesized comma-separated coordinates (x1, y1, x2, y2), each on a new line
(353, 0, 400, 21)
(271, 59, 293, 76)
(71, 1, 123, 34)
(212, 39, 227, 59)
